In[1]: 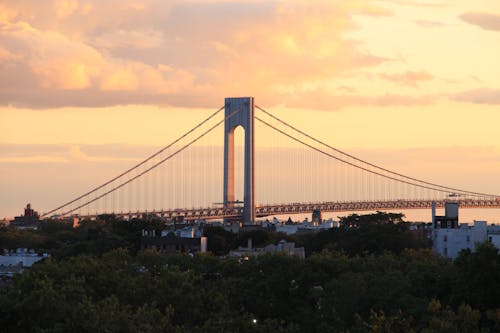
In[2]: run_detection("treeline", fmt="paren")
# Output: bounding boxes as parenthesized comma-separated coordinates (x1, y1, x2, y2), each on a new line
(1, 212, 429, 258)
(206, 212, 430, 256)
(1, 244, 499, 332)
(1, 213, 498, 331)
(0, 216, 163, 258)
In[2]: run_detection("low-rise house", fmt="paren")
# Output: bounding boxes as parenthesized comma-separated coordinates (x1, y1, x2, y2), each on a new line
(230, 238, 305, 259)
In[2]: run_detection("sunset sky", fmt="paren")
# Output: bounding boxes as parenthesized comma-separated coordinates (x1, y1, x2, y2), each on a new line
(1, 0, 500, 220)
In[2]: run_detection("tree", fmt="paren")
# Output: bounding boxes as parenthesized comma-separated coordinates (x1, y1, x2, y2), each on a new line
(454, 241, 500, 310)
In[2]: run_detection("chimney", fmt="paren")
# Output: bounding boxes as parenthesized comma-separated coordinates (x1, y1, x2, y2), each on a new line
(200, 237, 207, 253)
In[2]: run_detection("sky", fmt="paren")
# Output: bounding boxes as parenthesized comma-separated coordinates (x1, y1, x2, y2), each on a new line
(1, 0, 500, 221)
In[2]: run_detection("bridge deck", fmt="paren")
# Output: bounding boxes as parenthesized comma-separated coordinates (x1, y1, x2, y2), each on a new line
(72, 199, 500, 221)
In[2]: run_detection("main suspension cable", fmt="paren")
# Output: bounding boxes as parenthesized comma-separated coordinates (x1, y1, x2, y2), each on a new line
(256, 105, 497, 198)
(43, 106, 225, 217)
(58, 109, 240, 216)
(255, 116, 480, 196)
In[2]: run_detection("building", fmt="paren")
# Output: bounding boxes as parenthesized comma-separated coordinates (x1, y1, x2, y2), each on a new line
(141, 227, 207, 254)
(0, 248, 48, 277)
(229, 238, 306, 259)
(11, 203, 40, 229)
(275, 217, 338, 235)
(432, 202, 498, 259)
(487, 225, 500, 249)
(312, 209, 322, 225)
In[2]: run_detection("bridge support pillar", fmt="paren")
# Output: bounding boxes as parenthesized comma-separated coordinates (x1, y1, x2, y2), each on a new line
(223, 97, 255, 224)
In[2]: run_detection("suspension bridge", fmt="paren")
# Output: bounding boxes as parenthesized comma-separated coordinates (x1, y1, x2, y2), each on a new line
(42, 97, 500, 224)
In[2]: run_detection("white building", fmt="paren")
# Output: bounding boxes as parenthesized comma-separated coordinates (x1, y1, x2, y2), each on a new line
(229, 238, 305, 259)
(433, 221, 488, 259)
(487, 225, 500, 249)
(275, 224, 299, 235)
(432, 202, 499, 259)
(0, 248, 48, 277)
(274, 217, 338, 235)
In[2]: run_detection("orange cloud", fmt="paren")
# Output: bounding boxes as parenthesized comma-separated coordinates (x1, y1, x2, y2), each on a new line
(413, 20, 446, 28)
(0, 144, 141, 164)
(0, 156, 68, 163)
(100, 68, 139, 91)
(452, 88, 500, 105)
(0, 0, 391, 108)
(379, 70, 434, 87)
(0, 46, 21, 61)
(283, 90, 436, 111)
(460, 12, 500, 31)
(1, 21, 102, 90)
(93, 29, 165, 50)
(380, 0, 448, 8)
(56, 0, 79, 18)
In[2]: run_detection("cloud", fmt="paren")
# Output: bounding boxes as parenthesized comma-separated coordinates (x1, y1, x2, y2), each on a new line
(67, 145, 142, 162)
(0, 143, 141, 163)
(0, 156, 68, 163)
(379, 70, 434, 87)
(0, 0, 390, 109)
(379, 0, 447, 8)
(283, 90, 436, 111)
(337, 86, 357, 93)
(413, 20, 446, 28)
(0, 46, 21, 61)
(352, 5, 393, 17)
(460, 12, 500, 31)
(93, 29, 166, 50)
(452, 88, 500, 105)
(0, 20, 196, 107)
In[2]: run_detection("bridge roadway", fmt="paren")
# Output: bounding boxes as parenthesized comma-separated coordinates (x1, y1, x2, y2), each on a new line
(76, 198, 500, 221)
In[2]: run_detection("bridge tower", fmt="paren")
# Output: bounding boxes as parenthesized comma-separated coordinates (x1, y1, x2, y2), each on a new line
(224, 97, 255, 224)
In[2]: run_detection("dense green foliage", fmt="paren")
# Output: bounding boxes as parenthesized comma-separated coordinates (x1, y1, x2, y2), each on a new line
(204, 227, 293, 255)
(1, 245, 499, 332)
(0, 216, 164, 258)
(291, 212, 430, 256)
(1, 213, 498, 332)
(1, 212, 429, 258)
(204, 212, 430, 256)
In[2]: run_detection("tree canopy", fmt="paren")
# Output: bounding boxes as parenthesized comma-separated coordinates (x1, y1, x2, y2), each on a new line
(1, 213, 498, 332)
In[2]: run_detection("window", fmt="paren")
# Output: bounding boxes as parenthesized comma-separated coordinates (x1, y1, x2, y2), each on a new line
(444, 248, 448, 256)
(443, 235, 447, 242)
(466, 235, 470, 242)
(489, 236, 492, 243)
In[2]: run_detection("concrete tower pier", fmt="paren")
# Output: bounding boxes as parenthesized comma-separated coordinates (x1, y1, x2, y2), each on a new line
(223, 97, 255, 225)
